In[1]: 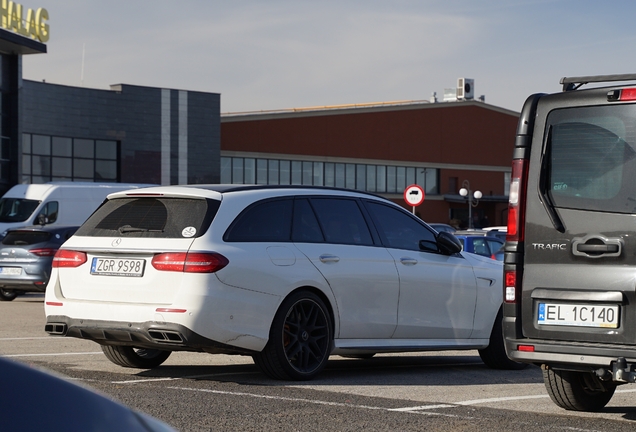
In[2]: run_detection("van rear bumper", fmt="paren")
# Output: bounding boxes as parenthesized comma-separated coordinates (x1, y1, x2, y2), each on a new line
(45, 315, 257, 355)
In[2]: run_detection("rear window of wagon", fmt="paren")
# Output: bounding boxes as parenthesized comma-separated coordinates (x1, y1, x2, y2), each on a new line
(75, 197, 220, 238)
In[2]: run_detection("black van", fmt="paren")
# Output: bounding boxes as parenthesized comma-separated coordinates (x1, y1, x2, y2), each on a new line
(503, 74, 636, 412)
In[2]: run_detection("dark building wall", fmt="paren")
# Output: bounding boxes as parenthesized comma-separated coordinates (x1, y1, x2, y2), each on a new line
(21, 81, 220, 185)
(221, 102, 518, 169)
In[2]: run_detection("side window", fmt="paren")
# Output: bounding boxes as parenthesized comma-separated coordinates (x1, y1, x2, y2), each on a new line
(471, 238, 490, 256)
(292, 199, 324, 243)
(225, 198, 293, 242)
(486, 239, 503, 255)
(37, 201, 58, 224)
(309, 198, 373, 246)
(365, 200, 437, 252)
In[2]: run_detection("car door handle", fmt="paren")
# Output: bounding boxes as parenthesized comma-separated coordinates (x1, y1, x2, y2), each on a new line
(576, 244, 619, 253)
(572, 236, 622, 258)
(399, 257, 418, 266)
(319, 254, 340, 263)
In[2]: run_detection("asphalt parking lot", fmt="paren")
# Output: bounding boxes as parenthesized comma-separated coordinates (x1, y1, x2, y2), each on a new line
(3, 294, 636, 431)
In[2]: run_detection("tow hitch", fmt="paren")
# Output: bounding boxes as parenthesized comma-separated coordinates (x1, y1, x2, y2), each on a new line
(609, 357, 636, 383)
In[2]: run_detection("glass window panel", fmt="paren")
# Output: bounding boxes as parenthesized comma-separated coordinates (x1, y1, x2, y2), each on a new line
(220, 157, 231, 183)
(96, 160, 117, 180)
(396, 167, 406, 192)
(335, 163, 345, 188)
(225, 199, 292, 242)
(291, 161, 302, 185)
(387, 166, 397, 193)
(256, 159, 267, 184)
(32, 175, 50, 183)
(22, 154, 31, 175)
(313, 162, 323, 186)
(22, 174, 32, 184)
(52, 157, 72, 177)
(32, 135, 50, 156)
(279, 160, 290, 185)
(406, 167, 415, 186)
(95, 140, 117, 160)
(73, 158, 94, 178)
(356, 164, 366, 191)
(0, 137, 9, 160)
(232, 157, 244, 184)
(52, 137, 72, 157)
(376, 166, 386, 192)
(310, 198, 373, 246)
(324, 163, 335, 187)
(426, 169, 438, 194)
(244, 158, 256, 184)
(22, 134, 31, 154)
(345, 164, 355, 189)
(268, 159, 279, 185)
(32, 155, 51, 176)
(302, 161, 312, 185)
(366, 165, 376, 192)
(416, 168, 426, 188)
(74, 139, 94, 158)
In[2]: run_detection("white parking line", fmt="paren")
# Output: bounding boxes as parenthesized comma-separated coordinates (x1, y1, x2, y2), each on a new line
(2, 352, 102, 358)
(0, 337, 51, 340)
(168, 386, 470, 418)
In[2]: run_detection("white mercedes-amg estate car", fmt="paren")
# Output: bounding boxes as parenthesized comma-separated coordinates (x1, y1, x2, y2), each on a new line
(44, 185, 522, 380)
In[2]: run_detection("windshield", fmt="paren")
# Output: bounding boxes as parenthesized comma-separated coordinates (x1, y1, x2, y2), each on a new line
(0, 198, 40, 222)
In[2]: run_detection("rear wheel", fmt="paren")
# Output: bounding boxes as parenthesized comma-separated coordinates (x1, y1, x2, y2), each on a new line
(101, 345, 171, 369)
(253, 290, 332, 380)
(543, 368, 616, 411)
(478, 309, 527, 370)
(0, 289, 17, 301)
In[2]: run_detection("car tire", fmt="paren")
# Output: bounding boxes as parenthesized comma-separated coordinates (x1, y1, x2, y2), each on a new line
(0, 288, 17, 301)
(478, 309, 527, 370)
(101, 345, 171, 369)
(253, 290, 332, 381)
(543, 368, 616, 411)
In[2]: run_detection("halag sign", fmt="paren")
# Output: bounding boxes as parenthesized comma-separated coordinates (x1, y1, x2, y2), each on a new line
(0, 1, 48, 43)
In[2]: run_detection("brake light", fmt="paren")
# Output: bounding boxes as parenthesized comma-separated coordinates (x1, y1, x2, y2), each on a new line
(52, 250, 87, 268)
(29, 248, 58, 257)
(517, 345, 535, 352)
(608, 88, 636, 102)
(151, 252, 229, 273)
(504, 269, 519, 303)
(507, 159, 529, 242)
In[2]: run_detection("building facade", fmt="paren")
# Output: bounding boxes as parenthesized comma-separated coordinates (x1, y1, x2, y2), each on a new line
(220, 101, 519, 227)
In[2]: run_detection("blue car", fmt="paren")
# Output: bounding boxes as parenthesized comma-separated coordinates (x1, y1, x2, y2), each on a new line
(453, 230, 504, 261)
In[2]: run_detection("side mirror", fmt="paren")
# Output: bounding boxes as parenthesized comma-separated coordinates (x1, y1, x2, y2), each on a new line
(436, 231, 462, 255)
(37, 214, 48, 226)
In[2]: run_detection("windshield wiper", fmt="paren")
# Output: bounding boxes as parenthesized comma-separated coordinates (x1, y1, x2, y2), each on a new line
(118, 225, 163, 234)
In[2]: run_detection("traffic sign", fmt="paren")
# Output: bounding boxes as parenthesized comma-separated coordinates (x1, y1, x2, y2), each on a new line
(404, 184, 425, 207)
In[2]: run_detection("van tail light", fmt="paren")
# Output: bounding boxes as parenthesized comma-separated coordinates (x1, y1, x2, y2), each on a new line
(151, 252, 229, 273)
(30, 248, 58, 257)
(507, 159, 529, 243)
(504, 269, 520, 303)
(52, 250, 87, 268)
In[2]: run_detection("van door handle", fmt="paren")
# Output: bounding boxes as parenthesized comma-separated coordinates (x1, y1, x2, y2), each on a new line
(572, 236, 622, 258)
(319, 254, 340, 263)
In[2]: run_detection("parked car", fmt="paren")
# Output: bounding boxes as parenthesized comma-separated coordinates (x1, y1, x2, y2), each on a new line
(453, 230, 504, 261)
(44, 185, 523, 381)
(0, 225, 78, 301)
(0, 356, 175, 431)
(481, 226, 507, 242)
(504, 74, 636, 411)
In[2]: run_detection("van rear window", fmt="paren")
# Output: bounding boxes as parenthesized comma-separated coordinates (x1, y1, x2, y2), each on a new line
(75, 197, 219, 238)
(546, 105, 636, 213)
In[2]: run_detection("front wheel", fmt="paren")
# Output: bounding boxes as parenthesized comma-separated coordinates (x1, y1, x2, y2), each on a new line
(478, 309, 527, 370)
(253, 290, 332, 380)
(101, 345, 171, 369)
(543, 368, 616, 411)
(0, 288, 17, 301)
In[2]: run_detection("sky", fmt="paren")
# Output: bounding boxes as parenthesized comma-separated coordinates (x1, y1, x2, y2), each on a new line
(21, 0, 636, 114)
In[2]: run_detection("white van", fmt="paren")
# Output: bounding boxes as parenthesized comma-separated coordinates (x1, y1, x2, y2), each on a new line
(0, 182, 154, 235)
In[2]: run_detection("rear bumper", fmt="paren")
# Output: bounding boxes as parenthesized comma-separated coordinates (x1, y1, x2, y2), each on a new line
(45, 315, 257, 355)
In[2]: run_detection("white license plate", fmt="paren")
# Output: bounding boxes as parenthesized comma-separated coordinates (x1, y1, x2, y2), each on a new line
(90, 257, 145, 277)
(538, 303, 619, 328)
(0, 267, 21, 275)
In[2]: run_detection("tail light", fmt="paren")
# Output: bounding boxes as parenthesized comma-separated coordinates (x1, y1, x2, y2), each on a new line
(29, 248, 58, 257)
(52, 250, 87, 268)
(504, 269, 519, 303)
(506, 159, 529, 243)
(151, 252, 229, 273)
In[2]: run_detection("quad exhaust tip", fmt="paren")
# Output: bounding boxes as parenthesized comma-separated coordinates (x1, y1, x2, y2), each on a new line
(44, 323, 67, 335)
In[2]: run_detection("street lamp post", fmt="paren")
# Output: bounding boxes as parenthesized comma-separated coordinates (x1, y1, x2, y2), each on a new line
(459, 180, 482, 229)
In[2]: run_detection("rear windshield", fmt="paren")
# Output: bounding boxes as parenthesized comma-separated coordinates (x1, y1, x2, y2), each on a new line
(75, 197, 220, 238)
(2, 231, 50, 245)
(545, 104, 636, 213)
